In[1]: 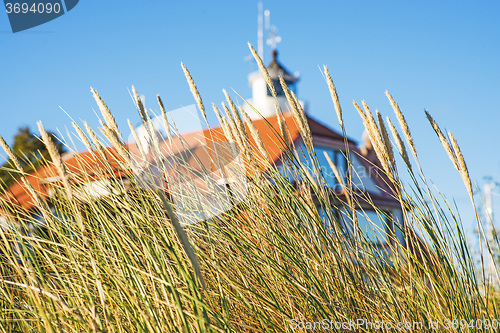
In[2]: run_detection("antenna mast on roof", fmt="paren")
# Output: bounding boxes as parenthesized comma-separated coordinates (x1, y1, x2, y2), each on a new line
(256, 3, 280, 62)
(264, 9, 281, 52)
(257, 2, 264, 62)
(484, 181, 499, 285)
(267, 25, 281, 51)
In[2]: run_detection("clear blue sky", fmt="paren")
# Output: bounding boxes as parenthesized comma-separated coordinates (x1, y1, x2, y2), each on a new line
(1, 0, 499, 241)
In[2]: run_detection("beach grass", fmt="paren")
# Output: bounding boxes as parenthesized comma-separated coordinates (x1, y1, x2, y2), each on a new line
(0, 47, 499, 332)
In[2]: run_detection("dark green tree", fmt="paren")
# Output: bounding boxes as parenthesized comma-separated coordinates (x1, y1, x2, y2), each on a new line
(0, 127, 65, 193)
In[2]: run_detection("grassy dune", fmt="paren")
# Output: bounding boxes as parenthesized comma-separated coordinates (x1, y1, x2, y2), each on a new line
(0, 46, 498, 332)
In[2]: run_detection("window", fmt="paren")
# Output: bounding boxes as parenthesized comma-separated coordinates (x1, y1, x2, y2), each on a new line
(349, 152, 381, 194)
(297, 145, 347, 190)
(392, 209, 405, 246)
(266, 79, 296, 96)
(314, 147, 337, 188)
(293, 143, 384, 195)
(340, 208, 391, 244)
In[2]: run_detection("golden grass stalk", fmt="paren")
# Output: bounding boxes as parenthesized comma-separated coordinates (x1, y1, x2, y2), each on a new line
(376, 110, 395, 168)
(361, 101, 378, 133)
(181, 63, 208, 124)
(90, 87, 121, 139)
(294, 149, 317, 189)
(275, 104, 289, 147)
(237, 106, 254, 161)
(387, 117, 412, 170)
(447, 130, 499, 283)
(279, 77, 299, 114)
(290, 90, 313, 153)
(84, 121, 107, 160)
(223, 90, 249, 144)
(323, 150, 358, 240)
(98, 121, 131, 166)
(241, 106, 268, 160)
(156, 191, 206, 290)
(157, 95, 173, 142)
(248, 43, 277, 98)
(132, 86, 148, 124)
(131, 86, 161, 155)
(303, 167, 318, 189)
(214, 103, 239, 160)
(323, 151, 343, 187)
(212, 103, 224, 130)
(291, 91, 308, 131)
(323, 66, 343, 129)
(38, 121, 86, 234)
(279, 76, 310, 146)
(236, 106, 253, 158)
(385, 91, 417, 159)
(221, 102, 244, 151)
(0, 278, 83, 320)
(221, 99, 253, 163)
(354, 101, 391, 175)
(128, 119, 147, 163)
(425, 110, 459, 171)
(0, 136, 27, 178)
(72, 122, 93, 154)
(90, 258, 109, 325)
(115, 90, 206, 291)
(448, 131, 473, 198)
(37, 121, 72, 200)
(212, 103, 229, 139)
(354, 99, 367, 120)
(0, 136, 47, 211)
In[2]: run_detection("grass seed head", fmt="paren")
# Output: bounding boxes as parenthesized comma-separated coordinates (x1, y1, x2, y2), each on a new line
(386, 90, 417, 159)
(90, 87, 120, 139)
(157, 95, 173, 142)
(425, 110, 459, 171)
(387, 117, 411, 170)
(132, 86, 149, 124)
(181, 63, 208, 124)
(323, 66, 343, 129)
(38, 121, 73, 201)
(248, 42, 277, 98)
(448, 131, 473, 197)
(377, 110, 395, 168)
(241, 106, 268, 160)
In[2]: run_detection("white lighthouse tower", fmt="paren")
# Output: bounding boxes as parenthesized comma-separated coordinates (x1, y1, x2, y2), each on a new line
(244, 50, 301, 120)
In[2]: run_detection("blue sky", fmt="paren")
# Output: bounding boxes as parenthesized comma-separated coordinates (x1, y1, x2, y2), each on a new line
(0, 0, 499, 240)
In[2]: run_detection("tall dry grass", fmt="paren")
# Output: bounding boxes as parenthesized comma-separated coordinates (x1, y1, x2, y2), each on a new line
(0, 45, 498, 332)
